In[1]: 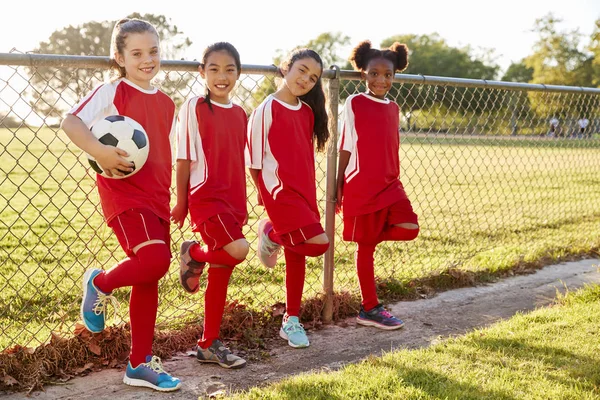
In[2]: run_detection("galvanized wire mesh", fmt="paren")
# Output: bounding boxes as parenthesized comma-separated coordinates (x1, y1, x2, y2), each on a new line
(1, 52, 600, 351)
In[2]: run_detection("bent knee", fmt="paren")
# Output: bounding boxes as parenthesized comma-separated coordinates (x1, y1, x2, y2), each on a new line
(135, 242, 171, 280)
(224, 238, 250, 261)
(305, 233, 329, 245)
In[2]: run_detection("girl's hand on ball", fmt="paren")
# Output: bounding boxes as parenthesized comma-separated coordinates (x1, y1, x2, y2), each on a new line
(95, 145, 132, 177)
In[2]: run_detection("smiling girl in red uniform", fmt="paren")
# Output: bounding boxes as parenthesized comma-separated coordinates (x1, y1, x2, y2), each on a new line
(61, 18, 180, 391)
(337, 40, 419, 330)
(171, 42, 248, 369)
(246, 48, 330, 348)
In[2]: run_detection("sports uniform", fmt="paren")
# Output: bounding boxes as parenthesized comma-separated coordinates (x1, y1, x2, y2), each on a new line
(176, 97, 248, 365)
(69, 77, 176, 367)
(338, 93, 419, 324)
(247, 94, 329, 344)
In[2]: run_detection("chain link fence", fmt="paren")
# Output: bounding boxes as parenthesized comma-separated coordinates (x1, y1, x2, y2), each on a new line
(2, 52, 600, 351)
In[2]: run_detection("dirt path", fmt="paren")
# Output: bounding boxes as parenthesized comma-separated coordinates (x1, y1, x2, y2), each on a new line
(4, 258, 600, 400)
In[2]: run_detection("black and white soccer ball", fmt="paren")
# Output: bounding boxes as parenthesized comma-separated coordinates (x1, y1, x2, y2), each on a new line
(88, 115, 149, 179)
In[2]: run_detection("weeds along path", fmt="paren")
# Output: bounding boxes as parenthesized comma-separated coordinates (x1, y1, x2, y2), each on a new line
(3, 258, 599, 400)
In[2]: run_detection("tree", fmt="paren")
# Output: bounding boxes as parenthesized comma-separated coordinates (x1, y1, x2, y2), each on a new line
(587, 18, 600, 87)
(347, 34, 502, 122)
(524, 13, 595, 119)
(501, 61, 534, 83)
(28, 13, 192, 121)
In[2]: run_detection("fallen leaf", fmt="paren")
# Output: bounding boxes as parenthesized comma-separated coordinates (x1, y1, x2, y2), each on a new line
(2, 374, 19, 386)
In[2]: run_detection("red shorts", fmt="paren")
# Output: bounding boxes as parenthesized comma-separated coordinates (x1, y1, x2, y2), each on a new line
(109, 208, 171, 256)
(343, 199, 418, 244)
(277, 223, 325, 248)
(195, 213, 245, 251)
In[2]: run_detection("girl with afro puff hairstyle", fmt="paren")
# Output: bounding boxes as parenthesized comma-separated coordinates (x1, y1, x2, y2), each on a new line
(336, 40, 419, 330)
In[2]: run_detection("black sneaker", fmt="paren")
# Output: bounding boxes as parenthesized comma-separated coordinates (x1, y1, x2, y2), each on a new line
(196, 340, 246, 369)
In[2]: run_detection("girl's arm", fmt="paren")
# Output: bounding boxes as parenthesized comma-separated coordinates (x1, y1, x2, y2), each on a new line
(170, 159, 191, 228)
(248, 168, 263, 206)
(61, 114, 133, 177)
(336, 150, 351, 213)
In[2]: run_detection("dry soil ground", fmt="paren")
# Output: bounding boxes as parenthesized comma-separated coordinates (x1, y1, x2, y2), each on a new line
(3, 258, 600, 400)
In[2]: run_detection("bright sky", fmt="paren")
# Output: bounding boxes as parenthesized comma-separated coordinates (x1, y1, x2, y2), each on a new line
(2, 0, 599, 74)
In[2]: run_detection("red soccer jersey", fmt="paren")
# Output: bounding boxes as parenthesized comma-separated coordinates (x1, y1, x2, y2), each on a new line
(68, 78, 176, 223)
(246, 95, 321, 234)
(338, 93, 408, 217)
(176, 97, 247, 228)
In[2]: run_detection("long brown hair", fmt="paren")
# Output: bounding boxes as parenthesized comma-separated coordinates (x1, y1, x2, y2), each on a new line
(280, 48, 329, 152)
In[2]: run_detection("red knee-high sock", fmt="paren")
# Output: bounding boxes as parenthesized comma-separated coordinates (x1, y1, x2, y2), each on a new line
(129, 282, 158, 367)
(198, 266, 234, 349)
(190, 244, 244, 267)
(284, 248, 305, 317)
(356, 243, 379, 311)
(378, 226, 419, 243)
(287, 242, 329, 257)
(93, 244, 171, 293)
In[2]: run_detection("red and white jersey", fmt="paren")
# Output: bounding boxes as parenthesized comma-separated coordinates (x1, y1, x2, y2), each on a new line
(176, 96, 247, 227)
(68, 78, 176, 223)
(246, 95, 320, 234)
(338, 93, 408, 217)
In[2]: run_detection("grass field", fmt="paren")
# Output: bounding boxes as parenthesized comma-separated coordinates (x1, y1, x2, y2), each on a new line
(1, 127, 600, 350)
(228, 283, 600, 399)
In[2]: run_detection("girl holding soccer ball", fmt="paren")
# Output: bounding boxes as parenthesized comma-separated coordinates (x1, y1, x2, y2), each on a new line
(61, 18, 180, 391)
(336, 40, 419, 331)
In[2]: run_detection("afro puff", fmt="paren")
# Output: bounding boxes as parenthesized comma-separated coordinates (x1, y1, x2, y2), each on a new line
(349, 40, 409, 73)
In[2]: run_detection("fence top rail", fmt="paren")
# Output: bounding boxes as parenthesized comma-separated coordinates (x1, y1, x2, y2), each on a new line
(2, 52, 600, 95)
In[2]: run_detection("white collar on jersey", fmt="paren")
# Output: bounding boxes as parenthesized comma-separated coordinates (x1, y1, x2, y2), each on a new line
(120, 78, 159, 94)
(204, 98, 233, 108)
(270, 94, 302, 110)
(361, 92, 391, 104)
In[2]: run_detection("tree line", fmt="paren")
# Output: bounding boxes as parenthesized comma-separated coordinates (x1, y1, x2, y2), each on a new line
(18, 12, 600, 134)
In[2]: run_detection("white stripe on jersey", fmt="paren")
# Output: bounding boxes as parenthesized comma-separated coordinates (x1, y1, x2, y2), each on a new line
(246, 96, 283, 199)
(339, 94, 360, 183)
(176, 97, 208, 195)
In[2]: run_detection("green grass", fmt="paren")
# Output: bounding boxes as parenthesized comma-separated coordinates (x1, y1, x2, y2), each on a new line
(1, 126, 600, 350)
(228, 283, 600, 400)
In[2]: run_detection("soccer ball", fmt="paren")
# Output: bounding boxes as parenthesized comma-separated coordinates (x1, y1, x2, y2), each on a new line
(87, 115, 149, 179)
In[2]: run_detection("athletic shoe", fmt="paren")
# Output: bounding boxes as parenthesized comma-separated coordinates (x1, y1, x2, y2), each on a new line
(80, 269, 118, 333)
(123, 355, 181, 392)
(196, 339, 246, 369)
(279, 315, 309, 348)
(356, 304, 405, 330)
(257, 219, 281, 268)
(179, 240, 206, 294)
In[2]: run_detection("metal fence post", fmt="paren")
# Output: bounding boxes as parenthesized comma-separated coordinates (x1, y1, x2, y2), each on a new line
(322, 65, 340, 324)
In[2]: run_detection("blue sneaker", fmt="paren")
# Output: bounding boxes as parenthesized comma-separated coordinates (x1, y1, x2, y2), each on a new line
(279, 315, 309, 348)
(123, 355, 181, 392)
(356, 304, 405, 330)
(80, 269, 118, 333)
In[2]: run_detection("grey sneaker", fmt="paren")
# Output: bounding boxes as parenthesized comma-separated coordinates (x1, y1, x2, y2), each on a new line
(196, 340, 246, 369)
(179, 240, 206, 294)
